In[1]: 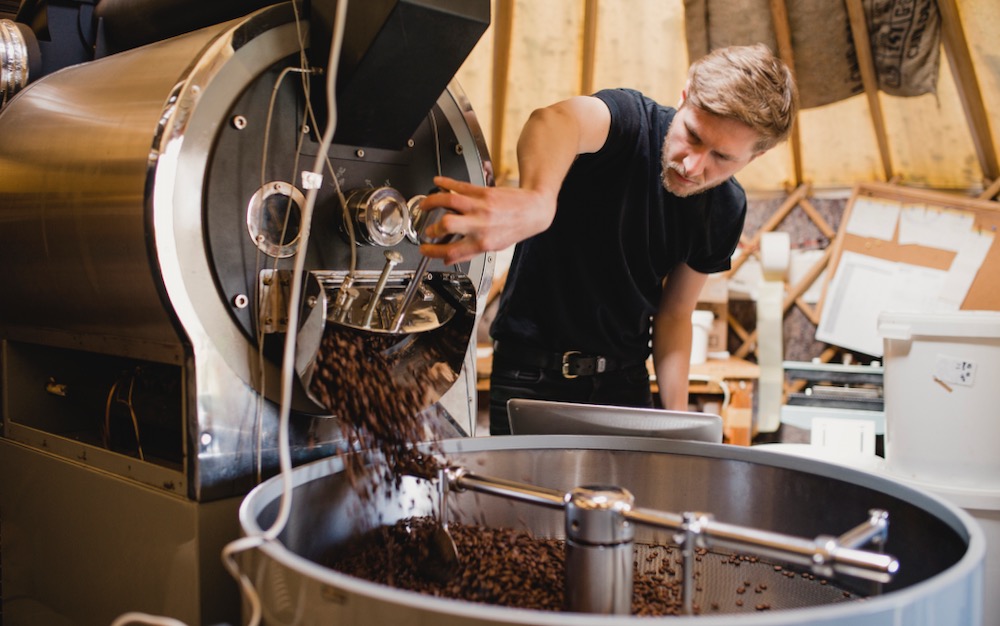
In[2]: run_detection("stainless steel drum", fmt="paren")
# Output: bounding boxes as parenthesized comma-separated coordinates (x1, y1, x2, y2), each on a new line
(240, 436, 985, 625)
(0, 3, 493, 502)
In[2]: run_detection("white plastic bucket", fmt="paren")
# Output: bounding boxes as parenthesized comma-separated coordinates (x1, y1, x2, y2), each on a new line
(891, 477, 1000, 626)
(878, 310, 1000, 490)
(690, 309, 714, 365)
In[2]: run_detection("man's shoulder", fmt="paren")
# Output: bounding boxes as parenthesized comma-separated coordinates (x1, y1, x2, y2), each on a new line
(593, 89, 675, 144)
(699, 177, 748, 223)
(594, 88, 670, 112)
(712, 175, 747, 204)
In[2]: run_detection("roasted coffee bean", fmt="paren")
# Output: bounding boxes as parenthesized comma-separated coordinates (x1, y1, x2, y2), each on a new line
(329, 516, 863, 616)
(308, 327, 463, 499)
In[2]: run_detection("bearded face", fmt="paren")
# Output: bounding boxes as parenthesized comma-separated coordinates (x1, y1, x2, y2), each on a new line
(660, 104, 762, 197)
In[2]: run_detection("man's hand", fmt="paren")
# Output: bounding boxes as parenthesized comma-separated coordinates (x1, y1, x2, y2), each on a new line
(417, 96, 611, 264)
(417, 175, 557, 264)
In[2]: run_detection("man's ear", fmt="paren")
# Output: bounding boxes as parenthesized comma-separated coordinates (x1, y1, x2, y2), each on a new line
(677, 80, 691, 108)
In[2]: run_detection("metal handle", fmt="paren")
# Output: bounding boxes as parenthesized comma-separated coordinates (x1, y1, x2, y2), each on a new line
(627, 506, 898, 582)
(443, 468, 899, 582)
(390, 203, 460, 332)
(390, 255, 432, 332)
(362, 250, 402, 328)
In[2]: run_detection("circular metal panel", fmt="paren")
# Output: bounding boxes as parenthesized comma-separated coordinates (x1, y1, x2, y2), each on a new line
(246, 180, 304, 258)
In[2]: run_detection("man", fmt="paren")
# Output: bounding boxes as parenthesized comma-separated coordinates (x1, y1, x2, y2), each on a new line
(420, 44, 798, 435)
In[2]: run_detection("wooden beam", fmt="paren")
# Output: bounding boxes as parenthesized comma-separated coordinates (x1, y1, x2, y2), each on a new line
(727, 183, 810, 276)
(728, 312, 751, 344)
(844, 0, 894, 181)
(938, 0, 1000, 182)
(782, 246, 832, 312)
(797, 197, 836, 239)
(796, 297, 821, 325)
(580, 0, 599, 96)
(734, 333, 755, 360)
(769, 0, 803, 186)
(979, 178, 1000, 201)
(491, 0, 516, 181)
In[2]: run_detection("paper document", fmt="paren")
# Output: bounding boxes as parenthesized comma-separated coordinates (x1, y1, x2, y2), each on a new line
(846, 197, 901, 240)
(898, 206, 976, 251)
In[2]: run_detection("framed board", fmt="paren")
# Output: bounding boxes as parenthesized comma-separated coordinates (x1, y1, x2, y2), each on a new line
(816, 181, 1000, 356)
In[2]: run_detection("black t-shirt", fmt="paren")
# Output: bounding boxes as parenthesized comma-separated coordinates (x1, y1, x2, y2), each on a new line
(490, 88, 747, 362)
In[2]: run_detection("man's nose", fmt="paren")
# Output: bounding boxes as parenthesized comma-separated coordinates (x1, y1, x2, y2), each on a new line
(683, 149, 707, 177)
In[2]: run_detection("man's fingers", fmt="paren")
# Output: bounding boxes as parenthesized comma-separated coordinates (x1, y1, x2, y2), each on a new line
(419, 239, 477, 265)
(421, 186, 474, 215)
(420, 204, 465, 241)
(432, 175, 479, 195)
(422, 194, 463, 215)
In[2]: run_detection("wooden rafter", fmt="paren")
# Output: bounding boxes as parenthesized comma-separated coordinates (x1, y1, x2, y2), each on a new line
(580, 0, 599, 96)
(727, 183, 811, 277)
(844, 0, 894, 181)
(490, 0, 515, 182)
(769, 0, 803, 186)
(938, 0, 1000, 182)
(979, 178, 1000, 201)
(797, 197, 836, 239)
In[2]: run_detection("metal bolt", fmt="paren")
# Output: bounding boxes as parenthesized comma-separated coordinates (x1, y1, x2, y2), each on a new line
(200, 432, 213, 447)
(407, 139, 415, 148)
(231, 115, 248, 130)
(355, 149, 365, 158)
(454, 143, 464, 155)
(233, 294, 249, 309)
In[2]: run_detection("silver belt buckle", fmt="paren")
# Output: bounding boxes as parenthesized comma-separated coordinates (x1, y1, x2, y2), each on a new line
(561, 351, 581, 379)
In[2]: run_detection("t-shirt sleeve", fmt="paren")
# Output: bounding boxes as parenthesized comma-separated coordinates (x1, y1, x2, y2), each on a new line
(592, 88, 647, 159)
(687, 181, 747, 274)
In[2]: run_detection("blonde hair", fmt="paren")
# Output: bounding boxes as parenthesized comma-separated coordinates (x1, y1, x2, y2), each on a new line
(685, 44, 799, 152)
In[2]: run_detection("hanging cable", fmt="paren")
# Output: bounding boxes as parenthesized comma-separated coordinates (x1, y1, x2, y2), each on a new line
(220, 2, 350, 626)
(112, 3, 349, 625)
(254, 64, 316, 483)
(263, 0, 348, 541)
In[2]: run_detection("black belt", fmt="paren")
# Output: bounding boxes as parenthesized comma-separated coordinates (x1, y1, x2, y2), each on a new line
(493, 340, 643, 379)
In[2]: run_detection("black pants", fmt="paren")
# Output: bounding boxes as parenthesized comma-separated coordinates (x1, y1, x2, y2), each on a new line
(488, 352, 653, 435)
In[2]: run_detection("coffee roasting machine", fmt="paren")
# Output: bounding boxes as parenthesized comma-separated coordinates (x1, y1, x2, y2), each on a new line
(0, 2, 989, 626)
(0, 1, 493, 623)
